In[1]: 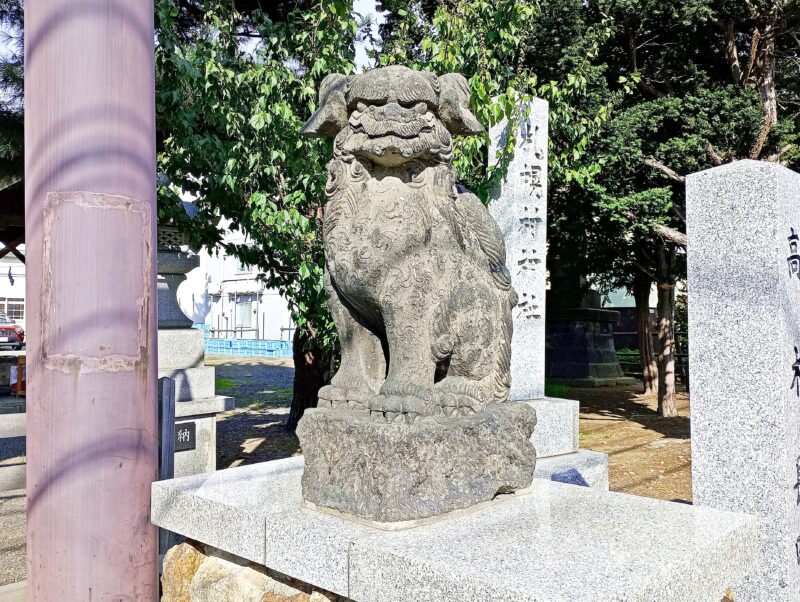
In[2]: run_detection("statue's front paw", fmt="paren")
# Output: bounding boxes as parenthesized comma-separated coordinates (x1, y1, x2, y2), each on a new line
(367, 394, 430, 424)
(433, 387, 485, 417)
(318, 385, 371, 411)
(433, 376, 488, 416)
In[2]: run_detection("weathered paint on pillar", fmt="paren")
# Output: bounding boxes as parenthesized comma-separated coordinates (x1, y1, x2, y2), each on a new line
(25, 1, 158, 599)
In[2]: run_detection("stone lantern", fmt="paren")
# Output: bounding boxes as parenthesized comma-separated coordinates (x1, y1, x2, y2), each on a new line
(157, 203, 234, 478)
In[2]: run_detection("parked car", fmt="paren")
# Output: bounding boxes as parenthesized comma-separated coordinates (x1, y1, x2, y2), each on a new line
(0, 313, 24, 350)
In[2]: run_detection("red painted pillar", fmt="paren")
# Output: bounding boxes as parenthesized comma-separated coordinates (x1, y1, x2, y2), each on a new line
(24, 1, 158, 599)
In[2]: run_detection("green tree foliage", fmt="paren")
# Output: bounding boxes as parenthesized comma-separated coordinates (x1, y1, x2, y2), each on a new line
(156, 0, 358, 351)
(376, 0, 631, 199)
(576, 0, 800, 412)
(0, 0, 23, 187)
(155, 0, 360, 427)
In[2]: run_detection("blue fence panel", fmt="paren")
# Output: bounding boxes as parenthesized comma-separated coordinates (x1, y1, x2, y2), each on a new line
(203, 337, 293, 358)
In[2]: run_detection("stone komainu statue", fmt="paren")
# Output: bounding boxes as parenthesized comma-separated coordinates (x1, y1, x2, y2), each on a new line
(302, 66, 516, 423)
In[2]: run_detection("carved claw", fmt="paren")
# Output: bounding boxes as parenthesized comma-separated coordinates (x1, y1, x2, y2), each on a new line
(318, 385, 372, 411)
(367, 394, 431, 423)
(432, 389, 483, 416)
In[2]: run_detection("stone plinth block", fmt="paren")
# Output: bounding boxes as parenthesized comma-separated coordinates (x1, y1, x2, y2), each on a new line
(523, 397, 578, 457)
(159, 365, 216, 401)
(173, 396, 234, 478)
(489, 99, 548, 401)
(152, 457, 757, 601)
(174, 395, 234, 419)
(687, 160, 800, 601)
(158, 328, 205, 370)
(297, 403, 536, 523)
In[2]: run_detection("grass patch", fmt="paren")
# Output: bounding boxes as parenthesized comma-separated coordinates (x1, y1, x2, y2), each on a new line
(235, 386, 294, 409)
(215, 377, 236, 391)
(545, 382, 571, 398)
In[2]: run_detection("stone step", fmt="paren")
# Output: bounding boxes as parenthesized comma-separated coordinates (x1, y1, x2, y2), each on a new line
(0, 581, 26, 602)
(534, 449, 608, 490)
(174, 396, 235, 419)
(0, 463, 25, 492)
(159, 366, 215, 402)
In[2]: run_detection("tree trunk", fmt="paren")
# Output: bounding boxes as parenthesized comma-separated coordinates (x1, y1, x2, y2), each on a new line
(656, 282, 678, 417)
(286, 325, 329, 432)
(750, 20, 778, 159)
(633, 273, 658, 396)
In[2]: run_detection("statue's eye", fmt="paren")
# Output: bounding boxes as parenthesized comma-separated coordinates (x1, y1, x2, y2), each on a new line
(349, 98, 385, 111)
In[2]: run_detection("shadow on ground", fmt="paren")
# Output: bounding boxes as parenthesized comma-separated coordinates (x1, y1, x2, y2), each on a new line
(572, 383, 692, 503)
(207, 356, 302, 468)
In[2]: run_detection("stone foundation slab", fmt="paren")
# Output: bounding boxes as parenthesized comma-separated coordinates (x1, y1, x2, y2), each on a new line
(153, 456, 757, 601)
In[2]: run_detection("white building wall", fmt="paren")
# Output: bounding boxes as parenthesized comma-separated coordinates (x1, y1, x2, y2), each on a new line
(0, 253, 26, 330)
(175, 224, 294, 341)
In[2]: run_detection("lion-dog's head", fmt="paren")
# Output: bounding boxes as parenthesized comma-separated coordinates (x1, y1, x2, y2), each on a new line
(301, 66, 483, 168)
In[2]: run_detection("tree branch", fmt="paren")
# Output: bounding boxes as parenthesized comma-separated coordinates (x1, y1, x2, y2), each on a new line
(643, 157, 686, 183)
(722, 20, 743, 84)
(622, 212, 687, 248)
(749, 23, 778, 159)
(655, 223, 688, 247)
(742, 28, 761, 82)
(705, 142, 725, 166)
(765, 144, 794, 162)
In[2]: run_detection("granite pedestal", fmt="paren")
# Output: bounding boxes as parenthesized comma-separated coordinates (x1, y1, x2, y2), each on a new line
(152, 457, 757, 601)
(546, 306, 637, 387)
(488, 98, 608, 488)
(688, 160, 800, 601)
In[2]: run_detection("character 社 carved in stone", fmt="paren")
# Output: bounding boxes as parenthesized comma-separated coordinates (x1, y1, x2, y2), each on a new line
(301, 66, 517, 423)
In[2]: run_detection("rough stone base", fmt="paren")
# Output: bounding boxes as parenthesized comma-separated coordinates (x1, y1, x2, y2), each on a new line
(161, 541, 346, 602)
(297, 402, 536, 523)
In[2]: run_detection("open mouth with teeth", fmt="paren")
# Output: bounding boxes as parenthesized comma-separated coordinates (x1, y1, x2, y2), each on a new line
(343, 101, 451, 166)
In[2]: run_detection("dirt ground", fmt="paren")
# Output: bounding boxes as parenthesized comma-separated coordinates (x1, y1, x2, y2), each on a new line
(572, 384, 692, 502)
(0, 356, 693, 587)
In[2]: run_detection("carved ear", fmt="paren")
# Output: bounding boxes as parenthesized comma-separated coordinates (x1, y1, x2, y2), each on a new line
(301, 73, 348, 138)
(437, 73, 484, 136)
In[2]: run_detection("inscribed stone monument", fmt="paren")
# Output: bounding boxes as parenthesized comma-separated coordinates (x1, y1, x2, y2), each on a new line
(296, 66, 536, 522)
(688, 160, 800, 601)
(487, 100, 609, 490)
(488, 100, 548, 401)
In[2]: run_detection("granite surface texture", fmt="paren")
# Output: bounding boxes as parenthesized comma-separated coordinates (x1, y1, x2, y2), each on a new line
(174, 415, 215, 478)
(488, 99, 548, 401)
(297, 403, 536, 522)
(159, 365, 215, 402)
(152, 456, 756, 601)
(688, 159, 800, 601)
(523, 397, 578, 457)
(158, 328, 205, 370)
(534, 449, 609, 490)
(174, 395, 234, 419)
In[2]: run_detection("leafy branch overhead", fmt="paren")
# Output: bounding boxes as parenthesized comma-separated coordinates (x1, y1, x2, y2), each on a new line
(156, 0, 360, 350)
